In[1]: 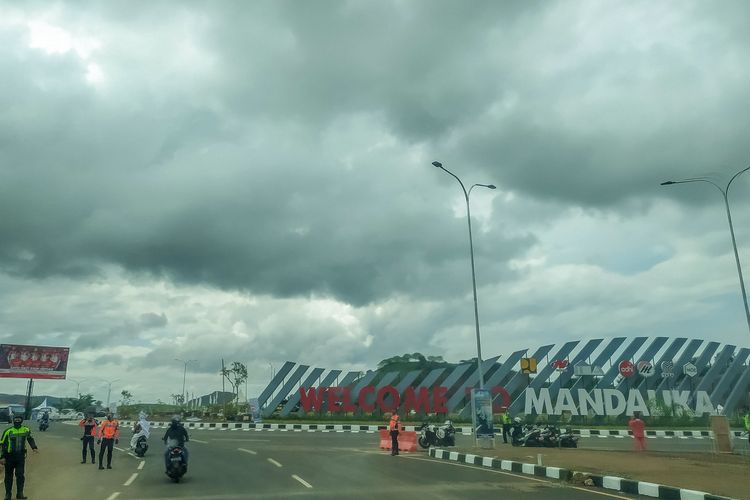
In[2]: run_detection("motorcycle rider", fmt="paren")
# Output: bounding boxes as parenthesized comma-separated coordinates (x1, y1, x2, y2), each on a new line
(39, 411, 49, 430)
(388, 413, 400, 456)
(1, 415, 39, 500)
(79, 414, 98, 464)
(130, 412, 150, 451)
(162, 416, 189, 472)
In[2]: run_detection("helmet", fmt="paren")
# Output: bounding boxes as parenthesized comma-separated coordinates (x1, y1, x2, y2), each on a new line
(171, 415, 181, 425)
(514, 417, 522, 423)
(12, 415, 23, 423)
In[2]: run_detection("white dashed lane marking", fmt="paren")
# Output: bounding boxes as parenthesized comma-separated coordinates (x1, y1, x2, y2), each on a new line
(267, 458, 282, 467)
(238, 448, 257, 455)
(292, 474, 313, 488)
(123, 473, 138, 486)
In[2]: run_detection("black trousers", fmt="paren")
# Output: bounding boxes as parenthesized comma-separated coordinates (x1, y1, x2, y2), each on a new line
(99, 438, 114, 466)
(502, 424, 511, 443)
(3, 455, 25, 497)
(390, 430, 399, 455)
(82, 436, 95, 462)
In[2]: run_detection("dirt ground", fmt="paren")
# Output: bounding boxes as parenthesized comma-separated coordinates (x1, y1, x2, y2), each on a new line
(453, 445, 750, 499)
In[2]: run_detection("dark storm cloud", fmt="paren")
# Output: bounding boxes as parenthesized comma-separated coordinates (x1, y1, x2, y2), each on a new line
(1, 0, 748, 310)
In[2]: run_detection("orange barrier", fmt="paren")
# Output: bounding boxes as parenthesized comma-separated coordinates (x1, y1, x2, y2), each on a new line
(378, 429, 417, 452)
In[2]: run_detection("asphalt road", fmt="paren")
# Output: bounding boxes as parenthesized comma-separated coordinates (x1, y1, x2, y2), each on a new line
(1, 422, 652, 500)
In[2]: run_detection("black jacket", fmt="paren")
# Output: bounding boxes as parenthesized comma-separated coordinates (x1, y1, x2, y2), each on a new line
(162, 424, 189, 446)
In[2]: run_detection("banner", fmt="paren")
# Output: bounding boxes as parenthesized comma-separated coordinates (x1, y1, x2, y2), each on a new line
(471, 388, 494, 438)
(248, 398, 262, 422)
(0, 344, 70, 379)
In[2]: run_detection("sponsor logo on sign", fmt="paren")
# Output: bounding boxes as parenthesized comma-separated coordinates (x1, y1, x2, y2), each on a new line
(551, 359, 569, 371)
(520, 357, 537, 374)
(618, 360, 635, 378)
(683, 363, 698, 378)
(660, 360, 674, 378)
(637, 361, 654, 378)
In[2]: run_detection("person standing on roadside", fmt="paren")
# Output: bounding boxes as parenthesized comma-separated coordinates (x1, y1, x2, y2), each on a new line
(388, 413, 400, 456)
(79, 414, 98, 464)
(97, 413, 119, 469)
(500, 407, 512, 444)
(743, 408, 750, 444)
(628, 412, 647, 452)
(0, 415, 39, 500)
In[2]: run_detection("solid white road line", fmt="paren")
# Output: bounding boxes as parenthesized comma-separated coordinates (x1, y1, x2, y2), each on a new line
(137, 461, 145, 470)
(105, 493, 120, 500)
(267, 458, 282, 467)
(191, 438, 208, 444)
(238, 448, 257, 455)
(123, 473, 138, 486)
(292, 474, 313, 489)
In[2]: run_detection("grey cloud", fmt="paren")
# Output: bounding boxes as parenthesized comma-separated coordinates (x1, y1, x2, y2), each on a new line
(139, 312, 167, 329)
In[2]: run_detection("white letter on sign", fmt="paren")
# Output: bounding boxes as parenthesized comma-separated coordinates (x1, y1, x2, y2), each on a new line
(578, 389, 604, 416)
(694, 391, 714, 415)
(603, 389, 626, 416)
(525, 388, 553, 415)
(554, 389, 579, 416)
(626, 390, 650, 416)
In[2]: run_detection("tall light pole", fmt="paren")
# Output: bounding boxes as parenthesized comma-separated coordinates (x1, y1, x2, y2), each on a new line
(68, 378, 87, 398)
(432, 161, 496, 389)
(661, 166, 750, 336)
(175, 358, 197, 406)
(104, 379, 120, 410)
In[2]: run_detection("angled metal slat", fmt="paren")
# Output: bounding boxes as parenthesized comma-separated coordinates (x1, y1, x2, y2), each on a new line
(394, 370, 422, 396)
(568, 337, 626, 392)
(446, 356, 501, 412)
(548, 339, 602, 393)
(256, 361, 296, 409)
(722, 364, 750, 414)
(656, 339, 702, 393)
(458, 349, 527, 418)
(320, 370, 359, 413)
(710, 348, 749, 405)
(695, 345, 736, 394)
(280, 367, 325, 417)
(677, 342, 719, 391)
(595, 337, 648, 390)
(262, 364, 310, 417)
(416, 368, 446, 390)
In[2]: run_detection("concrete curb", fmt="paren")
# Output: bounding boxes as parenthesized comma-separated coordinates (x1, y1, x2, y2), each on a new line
(428, 448, 736, 500)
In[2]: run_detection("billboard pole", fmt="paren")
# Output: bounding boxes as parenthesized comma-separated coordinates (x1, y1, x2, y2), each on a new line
(24, 379, 34, 420)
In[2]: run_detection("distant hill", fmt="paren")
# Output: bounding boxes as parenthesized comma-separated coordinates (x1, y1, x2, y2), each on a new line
(0, 394, 67, 407)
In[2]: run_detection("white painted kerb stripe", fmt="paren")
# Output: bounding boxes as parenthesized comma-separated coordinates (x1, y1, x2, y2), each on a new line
(602, 476, 622, 490)
(292, 474, 313, 488)
(638, 481, 661, 497)
(679, 489, 712, 500)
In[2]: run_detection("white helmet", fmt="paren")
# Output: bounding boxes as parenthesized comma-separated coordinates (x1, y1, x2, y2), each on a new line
(514, 417, 522, 423)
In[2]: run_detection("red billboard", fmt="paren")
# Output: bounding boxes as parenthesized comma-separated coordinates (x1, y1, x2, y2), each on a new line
(0, 344, 70, 379)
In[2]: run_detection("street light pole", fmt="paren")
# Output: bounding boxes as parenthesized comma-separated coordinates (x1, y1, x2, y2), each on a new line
(68, 378, 87, 398)
(661, 165, 750, 336)
(432, 161, 496, 389)
(104, 379, 120, 410)
(175, 358, 197, 406)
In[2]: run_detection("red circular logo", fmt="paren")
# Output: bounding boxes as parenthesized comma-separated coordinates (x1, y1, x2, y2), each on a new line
(618, 360, 635, 377)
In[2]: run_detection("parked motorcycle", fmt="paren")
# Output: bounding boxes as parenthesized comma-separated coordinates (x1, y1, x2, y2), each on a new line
(417, 420, 456, 448)
(166, 447, 187, 482)
(558, 427, 579, 448)
(134, 435, 149, 457)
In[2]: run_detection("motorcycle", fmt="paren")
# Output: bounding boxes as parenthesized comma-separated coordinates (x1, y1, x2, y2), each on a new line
(134, 435, 149, 457)
(166, 446, 187, 482)
(558, 428, 579, 448)
(38, 420, 49, 432)
(417, 420, 456, 449)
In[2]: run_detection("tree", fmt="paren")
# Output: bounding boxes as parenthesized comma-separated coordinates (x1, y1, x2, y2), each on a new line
(64, 393, 96, 412)
(221, 362, 248, 402)
(121, 390, 134, 405)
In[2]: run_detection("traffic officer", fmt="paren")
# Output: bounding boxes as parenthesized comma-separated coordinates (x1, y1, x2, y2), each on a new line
(0, 415, 39, 500)
(388, 413, 400, 456)
(97, 413, 120, 469)
(79, 414, 98, 464)
(500, 407, 512, 444)
(743, 408, 750, 444)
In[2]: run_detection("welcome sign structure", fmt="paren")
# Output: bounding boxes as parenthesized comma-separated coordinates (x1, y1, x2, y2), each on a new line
(256, 337, 750, 419)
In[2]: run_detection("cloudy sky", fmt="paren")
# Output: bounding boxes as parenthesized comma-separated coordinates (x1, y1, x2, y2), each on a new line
(1, 1, 750, 404)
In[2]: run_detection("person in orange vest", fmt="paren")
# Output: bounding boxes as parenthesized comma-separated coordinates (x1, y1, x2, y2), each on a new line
(388, 413, 400, 456)
(79, 414, 99, 464)
(628, 412, 646, 452)
(97, 413, 120, 469)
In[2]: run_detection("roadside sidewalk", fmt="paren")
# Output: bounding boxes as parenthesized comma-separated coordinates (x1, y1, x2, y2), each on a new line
(448, 444, 748, 499)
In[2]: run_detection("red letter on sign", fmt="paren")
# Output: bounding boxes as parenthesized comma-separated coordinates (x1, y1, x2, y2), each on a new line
(299, 387, 323, 412)
(342, 387, 356, 412)
(358, 386, 375, 412)
(376, 385, 400, 413)
(492, 386, 511, 413)
(328, 387, 342, 413)
(433, 386, 448, 413)
(404, 387, 431, 413)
